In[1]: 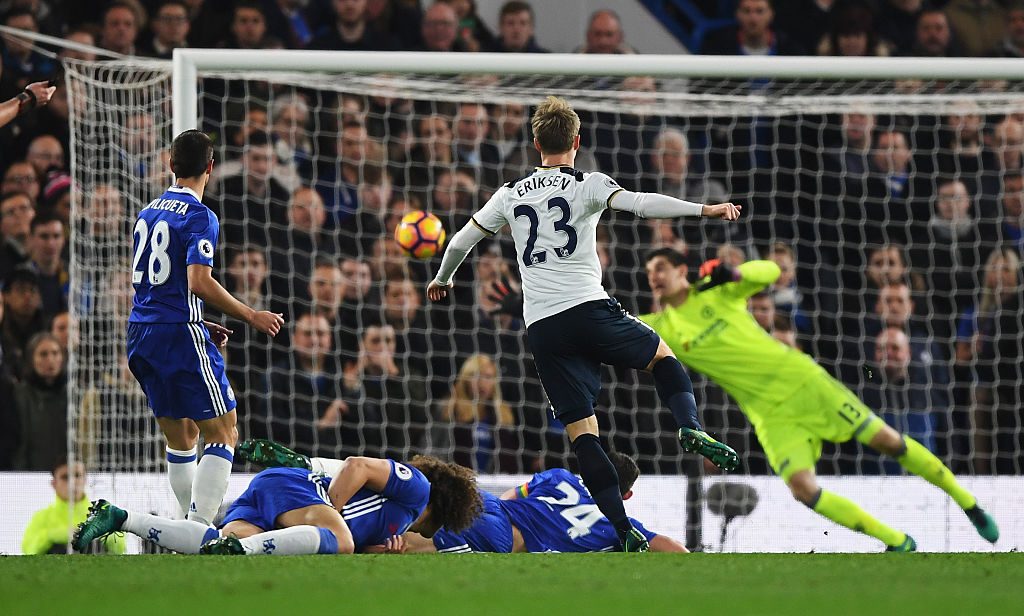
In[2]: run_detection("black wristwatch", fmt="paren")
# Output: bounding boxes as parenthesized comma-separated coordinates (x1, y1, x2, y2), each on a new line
(16, 89, 37, 113)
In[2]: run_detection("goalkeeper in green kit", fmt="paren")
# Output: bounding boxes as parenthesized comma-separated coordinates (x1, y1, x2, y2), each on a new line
(488, 245, 999, 550)
(638, 248, 998, 551)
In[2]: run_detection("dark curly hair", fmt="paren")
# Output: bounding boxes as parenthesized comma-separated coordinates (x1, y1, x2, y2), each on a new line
(409, 455, 482, 533)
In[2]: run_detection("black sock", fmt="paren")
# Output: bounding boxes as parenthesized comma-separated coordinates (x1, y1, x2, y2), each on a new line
(651, 357, 701, 430)
(572, 433, 632, 540)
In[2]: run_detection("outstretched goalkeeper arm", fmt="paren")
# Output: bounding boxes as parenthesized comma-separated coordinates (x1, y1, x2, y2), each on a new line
(696, 260, 782, 299)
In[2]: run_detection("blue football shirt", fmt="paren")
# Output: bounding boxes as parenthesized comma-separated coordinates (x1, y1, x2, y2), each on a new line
(338, 460, 431, 552)
(431, 490, 513, 553)
(129, 185, 219, 324)
(222, 462, 430, 553)
(500, 468, 656, 553)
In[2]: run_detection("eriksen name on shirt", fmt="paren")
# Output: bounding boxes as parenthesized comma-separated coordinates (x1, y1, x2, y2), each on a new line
(515, 174, 573, 198)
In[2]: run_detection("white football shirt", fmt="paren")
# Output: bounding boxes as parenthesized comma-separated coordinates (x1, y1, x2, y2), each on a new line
(471, 166, 623, 326)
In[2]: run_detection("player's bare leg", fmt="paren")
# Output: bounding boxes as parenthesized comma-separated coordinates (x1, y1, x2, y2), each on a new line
(565, 417, 648, 552)
(158, 417, 200, 518)
(865, 423, 998, 543)
(220, 519, 264, 539)
(644, 340, 738, 471)
(202, 504, 355, 555)
(786, 469, 914, 551)
(189, 411, 238, 525)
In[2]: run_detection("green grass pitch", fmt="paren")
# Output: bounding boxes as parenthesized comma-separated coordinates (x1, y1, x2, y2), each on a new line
(3, 553, 1022, 615)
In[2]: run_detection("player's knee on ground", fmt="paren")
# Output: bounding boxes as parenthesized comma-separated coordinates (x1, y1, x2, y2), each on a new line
(331, 528, 355, 554)
(786, 471, 821, 506)
(865, 424, 906, 458)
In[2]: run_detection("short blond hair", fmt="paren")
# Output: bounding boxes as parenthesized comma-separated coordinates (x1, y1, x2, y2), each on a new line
(531, 96, 580, 155)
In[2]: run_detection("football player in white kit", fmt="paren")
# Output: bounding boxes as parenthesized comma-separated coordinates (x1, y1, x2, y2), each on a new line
(427, 96, 741, 552)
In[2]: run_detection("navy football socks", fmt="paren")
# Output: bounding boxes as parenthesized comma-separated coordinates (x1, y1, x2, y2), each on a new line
(572, 433, 633, 541)
(651, 357, 701, 430)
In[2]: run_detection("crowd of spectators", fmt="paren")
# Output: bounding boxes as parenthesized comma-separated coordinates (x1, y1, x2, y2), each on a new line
(0, 0, 1022, 477)
(4, 1, 1024, 60)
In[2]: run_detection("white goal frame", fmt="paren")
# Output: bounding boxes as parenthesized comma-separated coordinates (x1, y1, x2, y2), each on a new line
(170, 50, 1024, 136)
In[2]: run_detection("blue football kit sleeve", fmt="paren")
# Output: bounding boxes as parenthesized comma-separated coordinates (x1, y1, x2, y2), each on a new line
(183, 207, 218, 269)
(341, 460, 431, 552)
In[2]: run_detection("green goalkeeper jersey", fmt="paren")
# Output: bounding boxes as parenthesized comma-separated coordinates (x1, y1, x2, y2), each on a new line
(640, 261, 829, 423)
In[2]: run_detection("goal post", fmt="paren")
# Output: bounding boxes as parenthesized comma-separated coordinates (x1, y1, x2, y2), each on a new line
(171, 50, 1024, 135)
(66, 50, 1024, 552)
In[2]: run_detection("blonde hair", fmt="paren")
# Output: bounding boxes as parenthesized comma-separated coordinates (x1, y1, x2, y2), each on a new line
(531, 96, 580, 155)
(442, 354, 514, 426)
(980, 247, 1021, 315)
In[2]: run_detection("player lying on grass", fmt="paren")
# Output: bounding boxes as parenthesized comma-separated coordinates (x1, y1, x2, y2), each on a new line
(72, 455, 481, 555)
(421, 455, 688, 554)
(640, 249, 998, 551)
(426, 95, 742, 552)
(237, 440, 686, 554)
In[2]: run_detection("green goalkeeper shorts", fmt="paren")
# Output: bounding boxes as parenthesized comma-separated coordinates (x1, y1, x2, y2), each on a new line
(750, 374, 884, 482)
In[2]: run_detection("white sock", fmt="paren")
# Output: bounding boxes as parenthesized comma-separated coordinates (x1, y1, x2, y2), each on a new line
(310, 457, 345, 477)
(125, 510, 218, 554)
(166, 446, 197, 518)
(188, 443, 234, 525)
(238, 526, 328, 555)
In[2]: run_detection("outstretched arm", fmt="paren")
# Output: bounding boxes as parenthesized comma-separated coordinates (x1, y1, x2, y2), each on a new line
(696, 260, 781, 300)
(327, 456, 393, 509)
(0, 81, 55, 130)
(427, 221, 491, 301)
(187, 264, 284, 335)
(609, 190, 741, 221)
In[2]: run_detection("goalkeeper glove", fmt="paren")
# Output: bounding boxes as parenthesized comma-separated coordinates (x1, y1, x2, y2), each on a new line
(485, 276, 524, 318)
(696, 262, 740, 292)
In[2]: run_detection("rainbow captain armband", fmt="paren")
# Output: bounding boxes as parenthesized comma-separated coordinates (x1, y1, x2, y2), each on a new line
(516, 484, 529, 499)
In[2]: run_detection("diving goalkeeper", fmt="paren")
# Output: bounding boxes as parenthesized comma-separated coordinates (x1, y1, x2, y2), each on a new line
(639, 248, 997, 551)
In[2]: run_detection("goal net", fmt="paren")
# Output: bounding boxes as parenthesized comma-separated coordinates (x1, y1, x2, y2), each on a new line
(67, 53, 1024, 551)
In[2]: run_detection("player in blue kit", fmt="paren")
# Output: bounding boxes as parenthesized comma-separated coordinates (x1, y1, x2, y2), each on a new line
(73, 454, 482, 555)
(127, 130, 285, 526)
(236, 439, 686, 554)
(427, 453, 686, 554)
